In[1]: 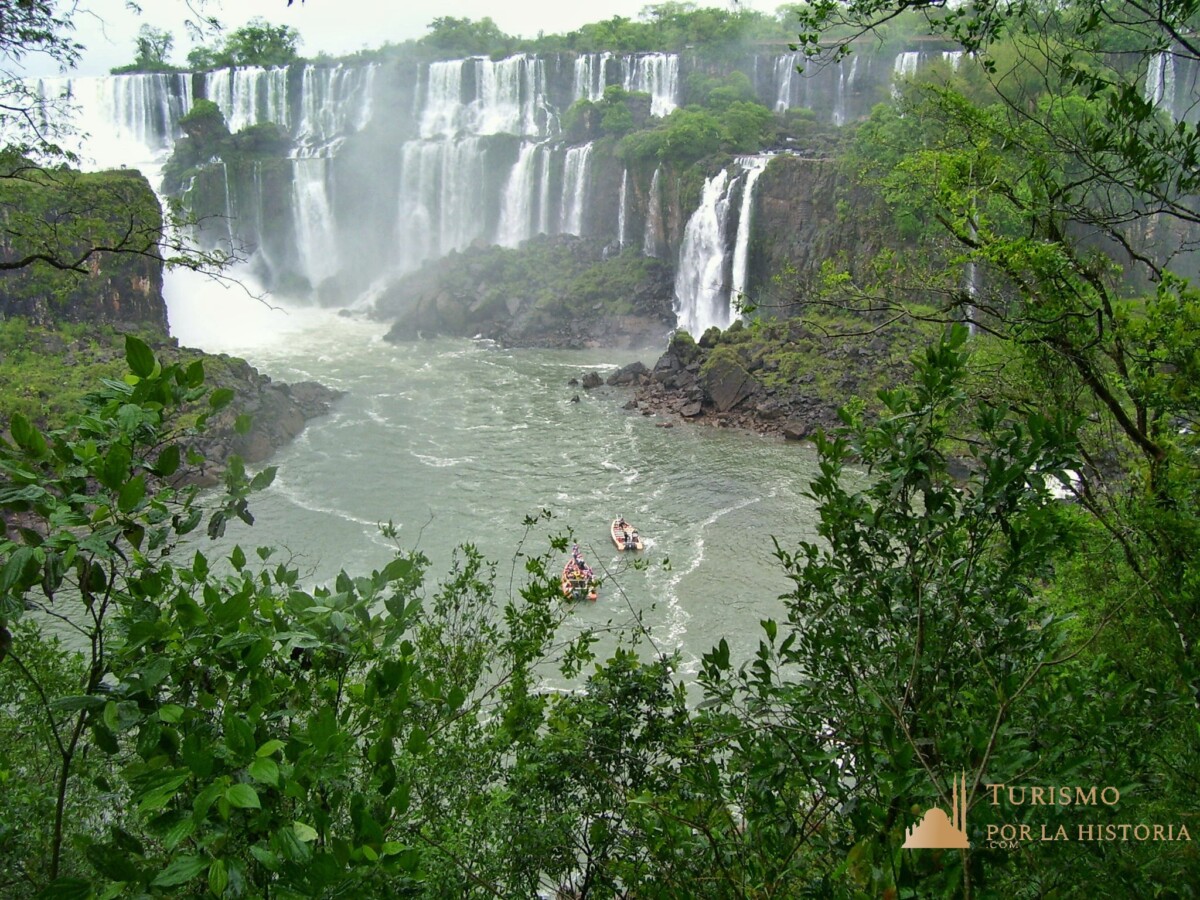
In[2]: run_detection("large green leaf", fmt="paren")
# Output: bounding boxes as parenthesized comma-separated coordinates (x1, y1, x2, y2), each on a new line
(125, 334, 157, 379)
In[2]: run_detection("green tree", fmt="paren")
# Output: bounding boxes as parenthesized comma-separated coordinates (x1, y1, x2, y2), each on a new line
(133, 24, 174, 70)
(221, 17, 302, 67)
(419, 16, 512, 59)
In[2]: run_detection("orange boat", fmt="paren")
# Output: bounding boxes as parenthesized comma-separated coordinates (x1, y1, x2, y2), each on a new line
(611, 517, 644, 551)
(561, 560, 598, 601)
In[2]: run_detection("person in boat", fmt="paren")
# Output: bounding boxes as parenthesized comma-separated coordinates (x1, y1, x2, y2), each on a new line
(630, 529, 639, 547)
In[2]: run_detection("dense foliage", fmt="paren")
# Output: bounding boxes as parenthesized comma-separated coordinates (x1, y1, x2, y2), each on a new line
(4, 2, 1200, 896)
(185, 19, 302, 71)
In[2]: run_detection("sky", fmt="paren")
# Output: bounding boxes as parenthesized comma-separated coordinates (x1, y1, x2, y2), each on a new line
(33, 0, 769, 77)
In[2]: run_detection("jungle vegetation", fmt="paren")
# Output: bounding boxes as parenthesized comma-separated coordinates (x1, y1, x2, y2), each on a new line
(3, 1, 1200, 897)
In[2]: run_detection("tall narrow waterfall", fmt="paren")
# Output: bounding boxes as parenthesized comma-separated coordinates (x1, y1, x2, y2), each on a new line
(1145, 51, 1176, 115)
(292, 157, 339, 287)
(559, 144, 592, 235)
(498, 142, 542, 247)
(729, 157, 768, 303)
(674, 169, 735, 337)
(643, 166, 663, 258)
(674, 157, 769, 336)
(617, 169, 629, 249)
(773, 54, 798, 112)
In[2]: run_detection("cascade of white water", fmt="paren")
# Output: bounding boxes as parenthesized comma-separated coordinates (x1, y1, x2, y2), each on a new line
(30, 73, 192, 169)
(394, 137, 492, 272)
(617, 168, 628, 249)
(729, 157, 768, 304)
(643, 166, 662, 258)
(943, 50, 964, 70)
(291, 156, 339, 287)
(674, 169, 736, 336)
(573, 52, 614, 102)
(419, 61, 464, 139)
(893, 51, 922, 79)
(497, 142, 543, 247)
(622, 53, 680, 117)
(773, 54, 799, 112)
(293, 64, 377, 156)
(203, 67, 290, 134)
(1145, 51, 1176, 114)
(419, 55, 553, 139)
(537, 145, 555, 236)
(559, 143, 592, 236)
(833, 55, 860, 127)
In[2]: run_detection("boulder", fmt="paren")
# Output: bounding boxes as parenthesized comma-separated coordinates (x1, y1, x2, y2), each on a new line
(581, 371, 603, 389)
(701, 354, 760, 413)
(606, 360, 649, 386)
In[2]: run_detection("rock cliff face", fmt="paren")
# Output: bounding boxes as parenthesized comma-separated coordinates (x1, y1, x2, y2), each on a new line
(0, 170, 169, 333)
(0, 167, 342, 470)
(374, 234, 676, 349)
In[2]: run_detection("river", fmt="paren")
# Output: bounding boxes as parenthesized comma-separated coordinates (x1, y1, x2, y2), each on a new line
(166, 272, 825, 678)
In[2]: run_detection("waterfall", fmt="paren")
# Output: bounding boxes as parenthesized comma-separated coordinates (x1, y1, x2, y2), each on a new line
(497, 141, 542, 247)
(291, 156, 339, 287)
(30, 73, 192, 169)
(617, 168, 628, 249)
(293, 64, 377, 156)
(833, 55, 860, 127)
(893, 51, 921, 79)
(1145, 51, 1175, 114)
(774, 54, 799, 112)
(674, 169, 736, 337)
(729, 157, 768, 303)
(559, 144, 592, 235)
(943, 50, 964, 70)
(622, 53, 680, 117)
(643, 166, 663, 258)
(537, 144, 555, 236)
(420, 55, 553, 139)
(420, 60, 465, 139)
(394, 137, 492, 272)
(674, 157, 769, 335)
(573, 52, 613, 102)
(203, 67, 290, 134)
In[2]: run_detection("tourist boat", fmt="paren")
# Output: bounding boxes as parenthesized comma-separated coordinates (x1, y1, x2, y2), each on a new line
(611, 518, 644, 551)
(561, 561, 598, 602)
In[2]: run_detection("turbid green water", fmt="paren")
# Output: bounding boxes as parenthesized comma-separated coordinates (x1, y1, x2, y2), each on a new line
(167, 281, 825, 677)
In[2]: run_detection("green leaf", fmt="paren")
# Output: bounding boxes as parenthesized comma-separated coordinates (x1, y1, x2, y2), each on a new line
(249, 466, 276, 491)
(34, 877, 93, 898)
(100, 443, 132, 491)
(155, 444, 181, 477)
(209, 387, 235, 410)
(256, 739, 285, 758)
(159, 703, 185, 724)
(208, 859, 228, 897)
(248, 757, 279, 787)
(151, 854, 208, 888)
(225, 783, 261, 809)
(1, 546, 41, 593)
(125, 334, 157, 378)
(118, 475, 146, 513)
(185, 359, 205, 388)
(234, 413, 253, 435)
(293, 821, 318, 842)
